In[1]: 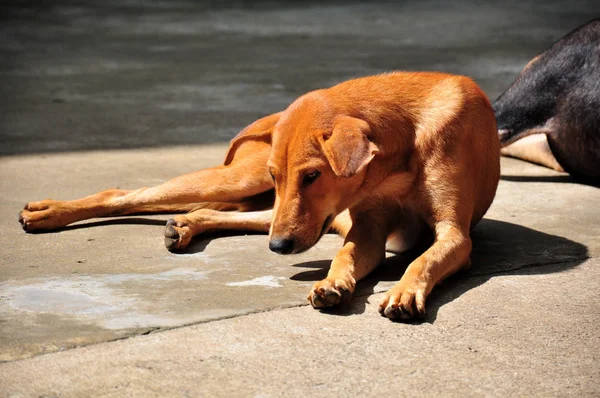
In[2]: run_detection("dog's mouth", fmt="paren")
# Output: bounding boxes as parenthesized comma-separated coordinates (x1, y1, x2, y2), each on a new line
(288, 214, 334, 255)
(319, 214, 334, 239)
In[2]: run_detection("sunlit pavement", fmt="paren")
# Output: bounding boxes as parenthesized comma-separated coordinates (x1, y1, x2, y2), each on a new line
(1, 1, 599, 396)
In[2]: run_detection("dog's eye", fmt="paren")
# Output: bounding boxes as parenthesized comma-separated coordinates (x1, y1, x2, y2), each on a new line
(269, 169, 276, 182)
(302, 170, 321, 186)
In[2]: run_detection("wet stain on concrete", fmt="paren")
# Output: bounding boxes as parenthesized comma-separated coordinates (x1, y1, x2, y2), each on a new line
(1, 268, 215, 330)
(227, 276, 287, 288)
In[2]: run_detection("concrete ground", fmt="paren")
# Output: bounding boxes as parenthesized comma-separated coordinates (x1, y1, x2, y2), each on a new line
(1, 1, 600, 396)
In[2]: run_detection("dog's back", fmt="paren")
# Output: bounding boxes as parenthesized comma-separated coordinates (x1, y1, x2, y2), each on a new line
(493, 19, 600, 183)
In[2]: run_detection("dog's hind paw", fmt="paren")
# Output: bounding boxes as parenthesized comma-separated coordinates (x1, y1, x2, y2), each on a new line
(308, 278, 354, 309)
(164, 218, 194, 252)
(19, 200, 69, 232)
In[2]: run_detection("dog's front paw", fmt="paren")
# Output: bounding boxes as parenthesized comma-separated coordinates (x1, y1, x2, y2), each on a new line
(308, 278, 354, 309)
(378, 279, 427, 322)
(164, 217, 195, 251)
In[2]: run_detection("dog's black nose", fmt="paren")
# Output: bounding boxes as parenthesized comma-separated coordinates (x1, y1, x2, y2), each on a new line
(269, 238, 294, 254)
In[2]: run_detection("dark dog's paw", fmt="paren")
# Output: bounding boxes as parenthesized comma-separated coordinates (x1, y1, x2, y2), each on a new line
(164, 218, 194, 252)
(308, 278, 353, 309)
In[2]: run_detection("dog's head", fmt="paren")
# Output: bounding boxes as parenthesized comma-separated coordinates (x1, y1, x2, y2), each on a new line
(267, 93, 379, 254)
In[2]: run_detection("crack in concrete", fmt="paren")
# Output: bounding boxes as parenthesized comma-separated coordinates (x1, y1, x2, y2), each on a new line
(0, 303, 308, 365)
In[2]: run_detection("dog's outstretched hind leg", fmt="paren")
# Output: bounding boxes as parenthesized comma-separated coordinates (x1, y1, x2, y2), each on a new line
(19, 141, 273, 233)
(18, 112, 283, 233)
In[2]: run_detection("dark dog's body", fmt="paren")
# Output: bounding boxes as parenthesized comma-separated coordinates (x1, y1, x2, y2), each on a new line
(494, 19, 600, 183)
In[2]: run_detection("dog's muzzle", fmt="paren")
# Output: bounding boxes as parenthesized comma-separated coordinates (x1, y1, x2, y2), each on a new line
(269, 238, 295, 254)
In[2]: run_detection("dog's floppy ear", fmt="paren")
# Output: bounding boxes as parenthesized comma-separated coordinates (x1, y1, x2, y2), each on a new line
(224, 112, 282, 165)
(319, 115, 379, 177)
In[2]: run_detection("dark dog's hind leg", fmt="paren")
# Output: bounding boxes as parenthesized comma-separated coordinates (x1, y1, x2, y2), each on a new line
(500, 133, 565, 172)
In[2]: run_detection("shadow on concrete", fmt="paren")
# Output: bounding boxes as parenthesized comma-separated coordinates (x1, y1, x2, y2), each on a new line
(46, 216, 589, 324)
(21, 217, 170, 234)
(501, 174, 600, 187)
(290, 219, 589, 322)
(500, 175, 576, 184)
(289, 259, 331, 281)
(60, 217, 169, 231)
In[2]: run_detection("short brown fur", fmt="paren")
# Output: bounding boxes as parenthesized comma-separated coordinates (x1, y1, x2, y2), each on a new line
(19, 72, 500, 321)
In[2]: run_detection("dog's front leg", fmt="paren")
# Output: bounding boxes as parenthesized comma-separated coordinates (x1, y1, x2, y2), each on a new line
(378, 221, 471, 321)
(308, 210, 388, 309)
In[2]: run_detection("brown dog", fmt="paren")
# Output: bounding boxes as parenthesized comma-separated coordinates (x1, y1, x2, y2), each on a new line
(19, 72, 500, 321)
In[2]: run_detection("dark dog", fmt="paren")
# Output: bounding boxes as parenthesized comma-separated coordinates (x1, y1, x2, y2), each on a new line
(493, 18, 600, 184)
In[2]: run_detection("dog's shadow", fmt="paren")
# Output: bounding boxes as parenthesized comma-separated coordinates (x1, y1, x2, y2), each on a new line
(57, 216, 589, 324)
(56, 217, 168, 231)
(290, 219, 589, 322)
(500, 174, 600, 187)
